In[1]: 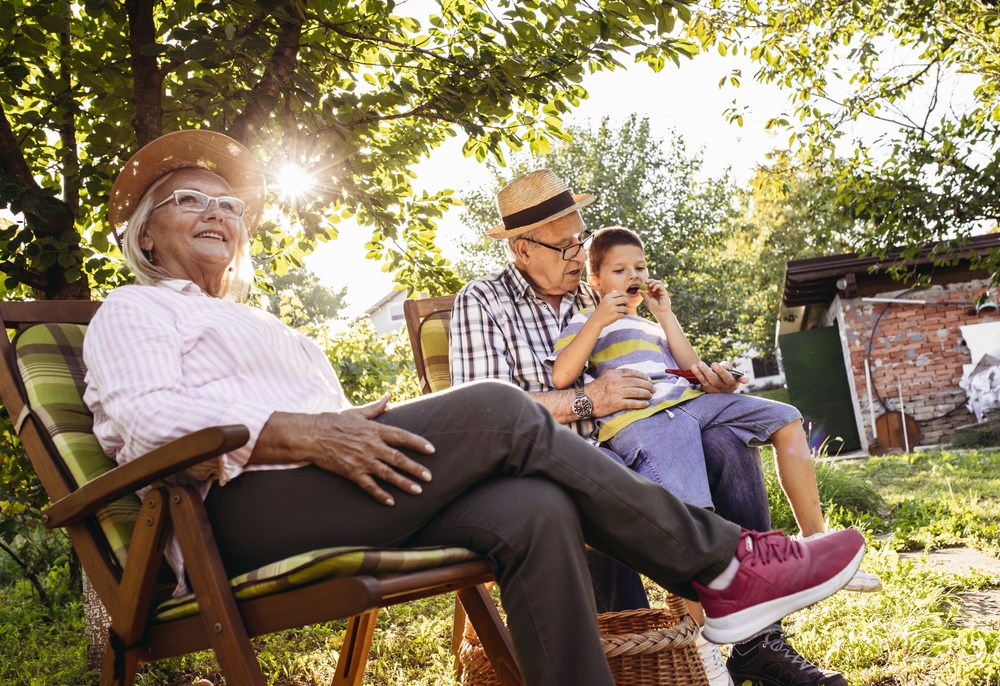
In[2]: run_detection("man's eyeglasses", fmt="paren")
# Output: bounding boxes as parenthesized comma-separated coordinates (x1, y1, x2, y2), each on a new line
(521, 231, 594, 261)
(153, 189, 246, 218)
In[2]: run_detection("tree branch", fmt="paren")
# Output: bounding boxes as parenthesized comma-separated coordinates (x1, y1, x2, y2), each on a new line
(227, 5, 303, 146)
(0, 106, 41, 190)
(309, 14, 458, 66)
(236, 11, 269, 39)
(0, 540, 50, 606)
(343, 98, 443, 128)
(155, 59, 185, 82)
(58, 3, 80, 215)
(0, 261, 51, 292)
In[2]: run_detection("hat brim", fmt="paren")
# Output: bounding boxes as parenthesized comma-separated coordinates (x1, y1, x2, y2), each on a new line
(108, 130, 267, 246)
(487, 193, 596, 240)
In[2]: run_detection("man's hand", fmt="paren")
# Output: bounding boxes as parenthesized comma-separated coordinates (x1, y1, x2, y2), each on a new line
(296, 395, 435, 506)
(691, 361, 748, 394)
(588, 368, 655, 417)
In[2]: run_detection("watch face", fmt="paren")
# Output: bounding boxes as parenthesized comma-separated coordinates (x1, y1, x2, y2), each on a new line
(573, 393, 593, 419)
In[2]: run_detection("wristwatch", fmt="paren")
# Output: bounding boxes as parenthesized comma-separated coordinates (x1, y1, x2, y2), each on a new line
(572, 388, 594, 420)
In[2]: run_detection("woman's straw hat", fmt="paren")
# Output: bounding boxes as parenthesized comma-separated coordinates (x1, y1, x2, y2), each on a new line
(108, 130, 266, 246)
(487, 169, 595, 239)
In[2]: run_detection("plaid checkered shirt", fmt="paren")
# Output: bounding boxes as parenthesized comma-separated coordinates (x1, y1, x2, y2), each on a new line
(450, 263, 599, 440)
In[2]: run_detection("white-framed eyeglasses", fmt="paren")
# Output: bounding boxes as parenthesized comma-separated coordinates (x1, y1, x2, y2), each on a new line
(152, 189, 246, 218)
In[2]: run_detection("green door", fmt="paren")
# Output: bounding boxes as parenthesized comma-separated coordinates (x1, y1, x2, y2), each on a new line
(778, 324, 861, 454)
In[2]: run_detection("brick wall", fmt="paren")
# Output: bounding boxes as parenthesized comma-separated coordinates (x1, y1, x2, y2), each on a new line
(837, 279, 996, 446)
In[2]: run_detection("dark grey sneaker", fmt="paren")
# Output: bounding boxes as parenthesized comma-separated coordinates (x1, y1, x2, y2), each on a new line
(727, 631, 847, 686)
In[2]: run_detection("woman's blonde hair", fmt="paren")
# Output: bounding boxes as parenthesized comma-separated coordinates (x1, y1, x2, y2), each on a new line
(120, 169, 253, 302)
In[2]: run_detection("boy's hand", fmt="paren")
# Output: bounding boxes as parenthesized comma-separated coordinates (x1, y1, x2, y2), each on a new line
(594, 290, 630, 327)
(692, 362, 747, 393)
(641, 279, 672, 317)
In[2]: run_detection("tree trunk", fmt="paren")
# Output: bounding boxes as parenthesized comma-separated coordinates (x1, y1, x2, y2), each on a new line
(125, 0, 163, 146)
(83, 570, 112, 669)
(227, 6, 303, 146)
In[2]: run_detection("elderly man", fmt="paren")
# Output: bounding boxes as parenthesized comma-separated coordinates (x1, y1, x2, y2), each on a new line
(450, 169, 850, 686)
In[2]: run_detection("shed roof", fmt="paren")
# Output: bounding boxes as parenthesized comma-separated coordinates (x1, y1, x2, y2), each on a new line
(782, 234, 1000, 308)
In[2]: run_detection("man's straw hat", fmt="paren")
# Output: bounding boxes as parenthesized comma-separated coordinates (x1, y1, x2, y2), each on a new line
(108, 130, 266, 246)
(487, 169, 595, 239)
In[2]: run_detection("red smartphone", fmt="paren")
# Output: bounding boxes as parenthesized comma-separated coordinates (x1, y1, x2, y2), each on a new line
(664, 368, 698, 381)
(665, 367, 745, 381)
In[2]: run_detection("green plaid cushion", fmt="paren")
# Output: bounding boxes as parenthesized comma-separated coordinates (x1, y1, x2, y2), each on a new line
(14, 324, 140, 568)
(153, 545, 480, 622)
(418, 311, 452, 394)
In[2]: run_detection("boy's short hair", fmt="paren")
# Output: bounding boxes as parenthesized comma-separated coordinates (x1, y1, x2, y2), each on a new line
(588, 226, 645, 275)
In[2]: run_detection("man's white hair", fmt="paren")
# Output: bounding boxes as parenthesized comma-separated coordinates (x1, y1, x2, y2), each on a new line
(120, 169, 252, 302)
(504, 226, 543, 263)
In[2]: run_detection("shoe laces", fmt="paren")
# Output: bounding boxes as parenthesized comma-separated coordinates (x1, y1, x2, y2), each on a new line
(755, 632, 817, 673)
(738, 529, 804, 568)
(696, 633, 731, 682)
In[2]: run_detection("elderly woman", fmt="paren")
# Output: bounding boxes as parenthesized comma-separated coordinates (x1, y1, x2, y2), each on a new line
(82, 130, 865, 686)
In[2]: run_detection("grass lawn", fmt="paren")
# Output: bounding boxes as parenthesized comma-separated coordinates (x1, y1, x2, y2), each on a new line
(772, 449, 1000, 686)
(2, 449, 1000, 685)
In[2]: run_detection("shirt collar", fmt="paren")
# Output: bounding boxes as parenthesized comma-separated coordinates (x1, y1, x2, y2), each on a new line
(501, 262, 585, 309)
(500, 263, 532, 302)
(156, 278, 207, 297)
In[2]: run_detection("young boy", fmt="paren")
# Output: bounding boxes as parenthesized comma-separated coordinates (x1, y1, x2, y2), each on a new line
(549, 226, 879, 685)
(547, 227, 879, 686)
(548, 226, 881, 576)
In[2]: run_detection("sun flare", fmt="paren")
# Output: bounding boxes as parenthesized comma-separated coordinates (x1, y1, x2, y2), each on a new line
(276, 164, 316, 200)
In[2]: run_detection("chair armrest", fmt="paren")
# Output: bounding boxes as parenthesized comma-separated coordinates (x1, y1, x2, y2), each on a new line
(41, 425, 250, 529)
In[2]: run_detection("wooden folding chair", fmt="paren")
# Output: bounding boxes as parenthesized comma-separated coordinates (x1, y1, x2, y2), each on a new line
(0, 299, 522, 686)
(403, 297, 710, 686)
(403, 294, 457, 397)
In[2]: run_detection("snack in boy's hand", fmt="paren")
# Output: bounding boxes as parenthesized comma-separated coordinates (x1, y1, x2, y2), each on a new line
(638, 283, 649, 292)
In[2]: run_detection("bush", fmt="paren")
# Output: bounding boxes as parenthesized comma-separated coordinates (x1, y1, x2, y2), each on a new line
(0, 407, 79, 608)
(0, 568, 94, 685)
(323, 318, 420, 405)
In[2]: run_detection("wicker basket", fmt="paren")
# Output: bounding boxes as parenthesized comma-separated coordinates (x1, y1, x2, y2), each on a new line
(458, 594, 709, 686)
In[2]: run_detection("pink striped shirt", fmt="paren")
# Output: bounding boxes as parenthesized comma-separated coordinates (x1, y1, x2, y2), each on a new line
(83, 279, 349, 593)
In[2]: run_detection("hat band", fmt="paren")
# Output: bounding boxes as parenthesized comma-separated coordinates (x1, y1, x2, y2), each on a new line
(501, 191, 576, 231)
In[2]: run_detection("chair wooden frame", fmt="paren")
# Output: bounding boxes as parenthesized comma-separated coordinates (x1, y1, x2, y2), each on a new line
(403, 294, 457, 397)
(0, 299, 520, 686)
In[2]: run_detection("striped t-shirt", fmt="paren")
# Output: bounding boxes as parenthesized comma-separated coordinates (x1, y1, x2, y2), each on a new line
(547, 309, 703, 442)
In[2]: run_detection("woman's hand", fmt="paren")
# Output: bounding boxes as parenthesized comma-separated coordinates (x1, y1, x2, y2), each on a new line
(251, 394, 435, 506)
(641, 279, 672, 319)
(593, 290, 630, 327)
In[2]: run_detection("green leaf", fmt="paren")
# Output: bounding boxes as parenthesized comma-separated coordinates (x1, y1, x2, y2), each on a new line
(183, 40, 217, 61)
(3, 64, 30, 86)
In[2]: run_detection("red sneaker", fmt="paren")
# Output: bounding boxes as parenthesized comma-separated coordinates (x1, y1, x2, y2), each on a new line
(693, 529, 865, 644)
